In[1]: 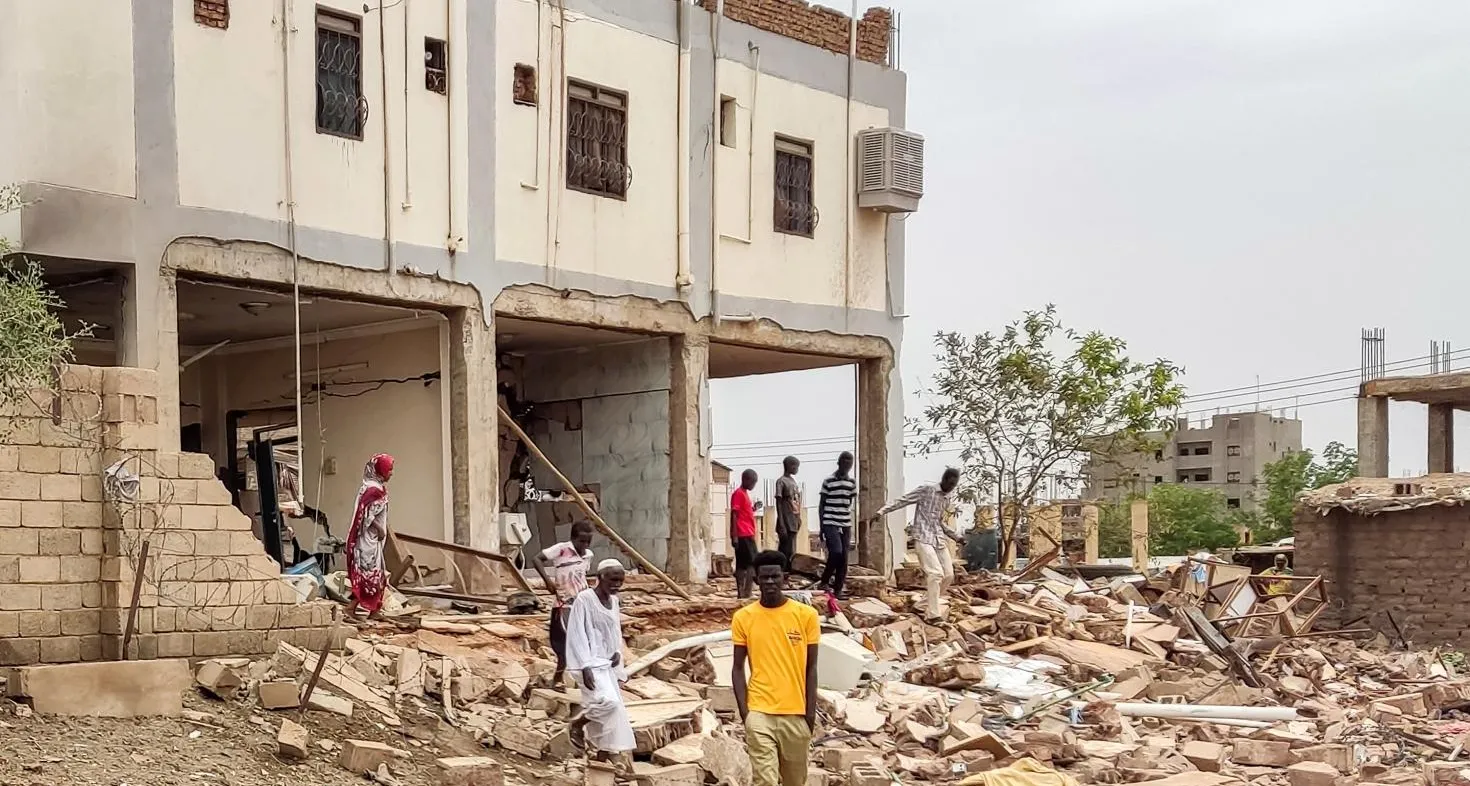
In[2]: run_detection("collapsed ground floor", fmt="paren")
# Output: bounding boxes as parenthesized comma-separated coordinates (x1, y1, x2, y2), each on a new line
(39, 239, 904, 584)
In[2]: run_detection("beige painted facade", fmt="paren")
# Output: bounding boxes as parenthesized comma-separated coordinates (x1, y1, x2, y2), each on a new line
(0, 0, 914, 581)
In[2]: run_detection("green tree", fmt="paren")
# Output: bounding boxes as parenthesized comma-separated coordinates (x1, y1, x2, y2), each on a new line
(913, 306, 1185, 564)
(1096, 499, 1135, 559)
(1147, 484, 1240, 555)
(0, 185, 90, 420)
(1257, 441, 1358, 542)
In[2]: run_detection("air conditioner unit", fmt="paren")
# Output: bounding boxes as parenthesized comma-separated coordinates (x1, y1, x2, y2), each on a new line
(856, 127, 924, 213)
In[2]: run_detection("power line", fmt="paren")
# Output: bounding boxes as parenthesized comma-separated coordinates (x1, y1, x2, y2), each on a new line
(712, 391, 1360, 465)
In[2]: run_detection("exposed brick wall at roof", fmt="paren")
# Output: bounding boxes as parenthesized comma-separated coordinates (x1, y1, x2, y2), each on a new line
(697, 0, 893, 66)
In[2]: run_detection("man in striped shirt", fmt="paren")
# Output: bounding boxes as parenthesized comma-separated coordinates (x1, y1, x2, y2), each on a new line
(816, 452, 857, 599)
(869, 468, 963, 623)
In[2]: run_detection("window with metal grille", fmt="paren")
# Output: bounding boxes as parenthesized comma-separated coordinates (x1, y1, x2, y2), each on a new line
(315, 10, 363, 139)
(774, 137, 816, 236)
(1061, 504, 1081, 518)
(1227, 445, 1241, 456)
(1227, 471, 1242, 483)
(425, 38, 448, 95)
(566, 81, 629, 199)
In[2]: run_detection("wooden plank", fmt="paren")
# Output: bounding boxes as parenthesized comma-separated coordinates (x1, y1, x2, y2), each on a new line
(391, 531, 534, 594)
(498, 403, 691, 600)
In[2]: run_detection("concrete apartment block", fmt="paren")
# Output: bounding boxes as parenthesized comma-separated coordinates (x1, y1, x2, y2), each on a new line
(0, 365, 332, 666)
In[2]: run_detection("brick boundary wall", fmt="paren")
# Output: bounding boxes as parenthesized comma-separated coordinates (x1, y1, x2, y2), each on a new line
(1294, 505, 1470, 646)
(0, 365, 332, 665)
(696, 0, 893, 66)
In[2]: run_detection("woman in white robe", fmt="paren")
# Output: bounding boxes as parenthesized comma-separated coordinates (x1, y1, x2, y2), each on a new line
(565, 559, 635, 757)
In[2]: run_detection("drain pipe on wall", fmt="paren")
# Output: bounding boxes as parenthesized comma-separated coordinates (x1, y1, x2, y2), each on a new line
(280, 0, 305, 456)
(842, 1, 856, 326)
(445, 0, 460, 252)
(709, 0, 724, 326)
(401, 0, 412, 211)
(378, 0, 397, 275)
(674, 0, 693, 293)
(718, 43, 759, 246)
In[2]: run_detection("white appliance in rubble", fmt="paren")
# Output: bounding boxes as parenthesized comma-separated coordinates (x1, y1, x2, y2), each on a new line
(501, 512, 533, 569)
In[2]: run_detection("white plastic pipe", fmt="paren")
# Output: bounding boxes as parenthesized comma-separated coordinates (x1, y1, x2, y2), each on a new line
(1116, 703, 1298, 722)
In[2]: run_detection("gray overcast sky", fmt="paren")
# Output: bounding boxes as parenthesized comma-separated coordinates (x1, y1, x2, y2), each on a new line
(711, 1, 1470, 497)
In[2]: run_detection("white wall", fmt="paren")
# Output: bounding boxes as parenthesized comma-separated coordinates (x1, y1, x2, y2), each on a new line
(714, 59, 891, 312)
(495, 0, 892, 310)
(495, 0, 681, 287)
(0, 1, 136, 197)
(173, 0, 468, 250)
(196, 327, 448, 546)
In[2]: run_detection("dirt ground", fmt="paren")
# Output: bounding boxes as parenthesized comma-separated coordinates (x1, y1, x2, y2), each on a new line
(0, 686, 568, 786)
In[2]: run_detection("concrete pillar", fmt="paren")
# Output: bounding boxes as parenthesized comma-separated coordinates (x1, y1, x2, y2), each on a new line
(121, 265, 180, 453)
(1130, 499, 1149, 572)
(448, 307, 497, 551)
(856, 356, 894, 572)
(1428, 403, 1454, 474)
(1081, 503, 1100, 563)
(198, 359, 226, 471)
(1356, 396, 1389, 477)
(667, 334, 711, 583)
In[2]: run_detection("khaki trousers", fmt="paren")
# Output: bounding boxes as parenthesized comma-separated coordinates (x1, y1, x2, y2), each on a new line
(745, 711, 811, 786)
(915, 542, 955, 619)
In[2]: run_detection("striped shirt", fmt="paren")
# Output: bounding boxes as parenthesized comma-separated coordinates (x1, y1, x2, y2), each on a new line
(819, 473, 857, 527)
(877, 484, 959, 548)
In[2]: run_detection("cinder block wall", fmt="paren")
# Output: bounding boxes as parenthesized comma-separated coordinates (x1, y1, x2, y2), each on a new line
(1294, 505, 1470, 646)
(522, 339, 672, 569)
(0, 365, 331, 665)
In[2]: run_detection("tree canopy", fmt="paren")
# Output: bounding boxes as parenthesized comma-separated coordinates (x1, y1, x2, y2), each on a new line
(0, 185, 89, 422)
(1256, 441, 1358, 542)
(913, 306, 1184, 563)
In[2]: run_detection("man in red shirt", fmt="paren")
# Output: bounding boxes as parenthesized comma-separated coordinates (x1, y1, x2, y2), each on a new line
(730, 469, 759, 599)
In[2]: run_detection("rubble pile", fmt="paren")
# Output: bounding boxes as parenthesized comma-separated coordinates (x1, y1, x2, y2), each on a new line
(178, 564, 1470, 786)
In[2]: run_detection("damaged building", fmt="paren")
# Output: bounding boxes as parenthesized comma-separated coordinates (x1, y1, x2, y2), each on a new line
(0, 0, 917, 625)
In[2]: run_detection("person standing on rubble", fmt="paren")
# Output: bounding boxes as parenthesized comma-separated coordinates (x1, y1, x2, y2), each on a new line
(344, 453, 395, 620)
(731, 468, 760, 598)
(732, 550, 821, 786)
(816, 451, 857, 599)
(532, 520, 596, 684)
(868, 467, 964, 624)
(565, 559, 635, 764)
(774, 457, 802, 568)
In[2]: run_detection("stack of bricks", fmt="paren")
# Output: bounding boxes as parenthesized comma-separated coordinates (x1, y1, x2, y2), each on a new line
(0, 365, 331, 665)
(697, 0, 893, 65)
(193, 0, 229, 30)
(1294, 505, 1468, 646)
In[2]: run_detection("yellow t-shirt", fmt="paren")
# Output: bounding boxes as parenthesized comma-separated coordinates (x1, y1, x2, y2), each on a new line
(731, 599, 821, 716)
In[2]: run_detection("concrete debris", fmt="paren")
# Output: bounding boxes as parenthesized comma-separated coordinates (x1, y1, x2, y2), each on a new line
(142, 549, 1470, 786)
(277, 718, 311, 760)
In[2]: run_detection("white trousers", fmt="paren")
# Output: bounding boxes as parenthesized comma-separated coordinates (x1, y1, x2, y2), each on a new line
(914, 542, 955, 619)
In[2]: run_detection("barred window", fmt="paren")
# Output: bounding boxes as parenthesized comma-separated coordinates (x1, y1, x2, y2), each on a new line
(425, 38, 448, 95)
(315, 10, 363, 139)
(774, 137, 816, 237)
(566, 81, 629, 199)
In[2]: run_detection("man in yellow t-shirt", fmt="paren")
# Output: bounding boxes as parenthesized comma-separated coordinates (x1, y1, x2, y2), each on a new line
(732, 550, 821, 786)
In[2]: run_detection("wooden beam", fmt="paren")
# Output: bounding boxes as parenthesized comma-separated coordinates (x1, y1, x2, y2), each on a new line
(390, 531, 533, 594)
(498, 404, 692, 600)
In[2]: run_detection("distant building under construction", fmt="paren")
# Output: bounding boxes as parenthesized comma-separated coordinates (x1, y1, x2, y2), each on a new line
(1083, 413, 1302, 511)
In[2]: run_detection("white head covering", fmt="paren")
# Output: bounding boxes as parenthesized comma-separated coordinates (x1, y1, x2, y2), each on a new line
(597, 559, 624, 573)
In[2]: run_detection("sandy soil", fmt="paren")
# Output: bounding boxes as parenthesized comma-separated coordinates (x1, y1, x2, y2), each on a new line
(0, 686, 568, 786)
